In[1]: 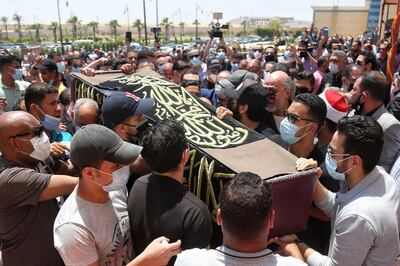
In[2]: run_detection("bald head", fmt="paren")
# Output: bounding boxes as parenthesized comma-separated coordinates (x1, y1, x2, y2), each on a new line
(264, 71, 293, 116)
(73, 98, 99, 127)
(0, 111, 40, 157)
(248, 59, 261, 75)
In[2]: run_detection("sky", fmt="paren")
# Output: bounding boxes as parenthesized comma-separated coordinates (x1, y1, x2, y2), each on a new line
(1, 0, 366, 26)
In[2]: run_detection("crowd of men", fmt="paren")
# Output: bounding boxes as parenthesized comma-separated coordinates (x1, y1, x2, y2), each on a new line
(0, 26, 400, 265)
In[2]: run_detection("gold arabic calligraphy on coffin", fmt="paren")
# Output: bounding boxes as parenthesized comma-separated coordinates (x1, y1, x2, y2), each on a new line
(113, 75, 249, 148)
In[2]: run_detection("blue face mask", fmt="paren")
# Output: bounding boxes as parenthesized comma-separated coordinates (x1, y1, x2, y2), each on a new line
(279, 117, 312, 145)
(231, 63, 239, 72)
(218, 52, 226, 61)
(325, 153, 353, 181)
(56, 61, 65, 73)
(12, 68, 23, 80)
(37, 106, 61, 131)
(191, 56, 201, 67)
(71, 66, 81, 73)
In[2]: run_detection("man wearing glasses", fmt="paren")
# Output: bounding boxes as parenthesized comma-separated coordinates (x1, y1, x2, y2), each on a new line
(0, 111, 77, 265)
(187, 49, 206, 81)
(276, 115, 400, 265)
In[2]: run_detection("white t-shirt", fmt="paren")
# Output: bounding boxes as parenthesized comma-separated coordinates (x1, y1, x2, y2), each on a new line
(175, 246, 306, 266)
(53, 187, 133, 266)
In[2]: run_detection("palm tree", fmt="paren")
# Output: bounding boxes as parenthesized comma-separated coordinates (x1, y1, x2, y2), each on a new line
(179, 22, 185, 40)
(67, 16, 79, 41)
(28, 25, 34, 41)
(13, 13, 22, 43)
(193, 19, 200, 40)
(160, 17, 172, 43)
(87, 21, 98, 39)
(133, 19, 142, 43)
(1, 16, 8, 41)
(49, 22, 58, 43)
(31, 23, 43, 42)
(240, 20, 247, 33)
(225, 22, 230, 36)
(108, 20, 120, 41)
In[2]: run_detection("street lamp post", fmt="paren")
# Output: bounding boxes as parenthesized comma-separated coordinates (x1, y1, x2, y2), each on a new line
(156, 0, 159, 27)
(57, 0, 65, 54)
(143, 0, 148, 46)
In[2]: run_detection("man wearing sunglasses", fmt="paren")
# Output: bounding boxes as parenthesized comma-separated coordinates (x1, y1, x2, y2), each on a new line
(277, 115, 400, 265)
(187, 49, 206, 81)
(0, 111, 78, 265)
(280, 93, 327, 163)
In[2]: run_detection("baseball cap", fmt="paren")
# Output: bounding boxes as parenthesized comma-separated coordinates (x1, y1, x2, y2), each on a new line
(207, 58, 222, 70)
(218, 70, 258, 99)
(319, 89, 349, 123)
(70, 124, 142, 168)
(102, 91, 155, 129)
(37, 59, 58, 72)
(223, 79, 261, 100)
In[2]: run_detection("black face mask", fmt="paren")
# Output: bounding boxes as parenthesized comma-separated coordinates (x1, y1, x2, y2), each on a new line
(264, 52, 276, 63)
(295, 86, 311, 95)
(352, 94, 364, 115)
(126, 118, 152, 145)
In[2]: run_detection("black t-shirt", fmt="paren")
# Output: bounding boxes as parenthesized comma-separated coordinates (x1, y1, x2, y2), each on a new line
(128, 173, 212, 255)
(318, 72, 343, 94)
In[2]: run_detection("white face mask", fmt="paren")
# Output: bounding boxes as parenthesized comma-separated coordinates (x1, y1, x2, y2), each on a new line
(94, 165, 130, 192)
(329, 63, 339, 74)
(19, 133, 51, 161)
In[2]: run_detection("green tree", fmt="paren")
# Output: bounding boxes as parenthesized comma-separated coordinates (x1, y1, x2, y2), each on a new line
(225, 22, 230, 36)
(255, 27, 274, 37)
(48, 22, 58, 43)
(13, 13, 22, 43)
(31, 23, 43, 42)
(87, 21, 98, 39)
(269, 19, 283, 37)
(108, 20, 120, 41)
(179, 22, 185, 40)
(240, 20, 248, 33)
(67, 16, 80, 41)
(133, 19, 142, 43)
(1, 16, 8, 41)
(160, 17, 172, 43)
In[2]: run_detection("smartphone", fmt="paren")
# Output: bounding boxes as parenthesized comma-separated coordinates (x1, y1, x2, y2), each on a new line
(322, 27, 329, 37)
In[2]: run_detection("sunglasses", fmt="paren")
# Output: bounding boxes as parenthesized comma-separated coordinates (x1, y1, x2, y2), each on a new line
(12, 125, 44, 139)
(284, 111, 315, 124)
(189, 54, 200, 59)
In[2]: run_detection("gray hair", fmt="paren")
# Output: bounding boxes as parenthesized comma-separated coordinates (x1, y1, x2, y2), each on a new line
(283, 77, 296, 101)
(73, 98, 99, 115)
(331, 50, 347, 63)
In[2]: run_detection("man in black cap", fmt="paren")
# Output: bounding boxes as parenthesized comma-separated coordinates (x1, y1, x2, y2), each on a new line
(101, 91, 155, 190)
(102, 91, 155, 145)
(54, 124, 181, 266)
(37, 59, 67, 94)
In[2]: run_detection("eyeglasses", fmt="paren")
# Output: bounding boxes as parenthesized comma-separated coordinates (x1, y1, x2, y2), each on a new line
(267, 90, 282, 99)
(355, 60, 365, 66)
(284, 111, 315, 124)
(327, 146, 351, 160)
(12, 125, 44, 139)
